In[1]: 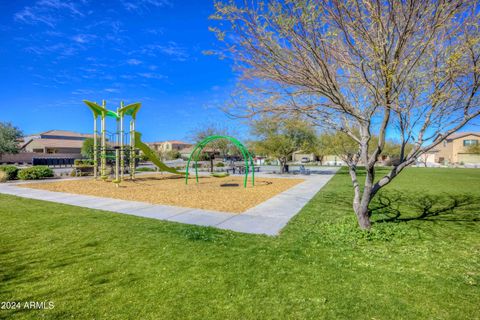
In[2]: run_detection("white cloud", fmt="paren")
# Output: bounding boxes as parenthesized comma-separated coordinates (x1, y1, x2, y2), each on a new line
(126, 58, 142, 65)
(72, 34, 96, 44)
(25, 43, 78, 56)
(37, 0, 84, 16)
(72, 89, 95, 95)
(137, 42, 189, 61)
(105, 88, 121, 93)
(145, 28, 164, 35)
(14, 0, 84, 27)
(120, 74, 136, 80)
(122, 0, 172, 12)
(138, 73, 167, 80)
(14, 7, 55, 27)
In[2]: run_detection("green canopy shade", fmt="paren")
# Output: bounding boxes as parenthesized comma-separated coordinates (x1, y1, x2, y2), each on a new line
(119, 102, 141, 118)
(83, 100, 119, 119)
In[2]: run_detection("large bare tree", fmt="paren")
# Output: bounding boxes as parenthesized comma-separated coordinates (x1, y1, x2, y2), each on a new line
(210, 0, 480, 229)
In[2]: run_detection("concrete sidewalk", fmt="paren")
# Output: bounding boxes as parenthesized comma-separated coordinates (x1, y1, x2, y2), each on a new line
(0, 168, 339, 236)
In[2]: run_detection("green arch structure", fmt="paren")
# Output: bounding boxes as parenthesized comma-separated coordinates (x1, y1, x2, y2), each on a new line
(185, 135, 255, 188)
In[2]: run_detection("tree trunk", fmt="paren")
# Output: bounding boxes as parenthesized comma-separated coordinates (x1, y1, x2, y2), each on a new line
(349, 166, 373, 230)
(210, 156, 214, 173)
(279, 158, 287, 173)
(353, 197, 372, 230)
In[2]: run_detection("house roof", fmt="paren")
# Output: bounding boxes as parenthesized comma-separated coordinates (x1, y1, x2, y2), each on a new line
(149, 140, 191, 145)
(446, 132, 480, 141)
(180, 146, 216, 154)
(23, 138, 84, 149)
(167, 140, 191, 145)
(40, 130, 92, 138)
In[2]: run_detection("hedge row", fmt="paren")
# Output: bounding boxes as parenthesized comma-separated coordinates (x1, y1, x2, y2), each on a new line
(0, 165, 54, 180)
(74, 159, 94, 166)
(17, 166, 54, 180)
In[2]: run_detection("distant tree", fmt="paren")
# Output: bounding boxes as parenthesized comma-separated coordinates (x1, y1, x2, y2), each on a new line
(317, 131, 358, 163)
(251, 117, 317, 173)
(190, 123, 237, 172)
(165, 150, 181, 160)
(467, 144, 480, 154)
(0, 122, 23, 156)
(318, 131, 413, 164)
(81, 138, 94, 159)
(211, 0, 480, 229)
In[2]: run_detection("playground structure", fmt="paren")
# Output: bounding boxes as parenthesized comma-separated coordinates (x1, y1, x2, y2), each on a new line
(185, 135, 255, 188)
(83, 100, 140, 181)
(83, 100, 254, 187)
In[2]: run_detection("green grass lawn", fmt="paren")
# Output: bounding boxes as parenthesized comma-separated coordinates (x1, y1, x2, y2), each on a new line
(1, 168, 479, 319)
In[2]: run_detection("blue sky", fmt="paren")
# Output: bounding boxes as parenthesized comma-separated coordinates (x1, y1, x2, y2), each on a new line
(0, 0, 241, 142)
(1, 1, 478, 144)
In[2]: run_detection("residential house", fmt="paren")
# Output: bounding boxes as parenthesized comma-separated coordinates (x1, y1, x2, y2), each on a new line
(419, 132, 480, 164)
(292, 151, 319, 162)
(179, 146, 220, 160)
(148, 140, 192, 153)
(292, 151, 346, 165)
(1, 130, 91, 164)
(21, 130, 92, 154)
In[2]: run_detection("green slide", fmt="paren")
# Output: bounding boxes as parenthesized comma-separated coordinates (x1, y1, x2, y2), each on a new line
(135, 132, 184, 175)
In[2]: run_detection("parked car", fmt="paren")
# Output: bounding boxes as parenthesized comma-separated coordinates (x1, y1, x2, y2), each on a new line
(300, 157, 310, 163)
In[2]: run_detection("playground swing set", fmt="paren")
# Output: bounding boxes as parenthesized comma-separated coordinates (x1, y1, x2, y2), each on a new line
(83, 99, 255, 187)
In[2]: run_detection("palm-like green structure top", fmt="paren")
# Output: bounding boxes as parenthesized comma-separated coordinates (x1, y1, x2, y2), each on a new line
(83, 100, 141, 119)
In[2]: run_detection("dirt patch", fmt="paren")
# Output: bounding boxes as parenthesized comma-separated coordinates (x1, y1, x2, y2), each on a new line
(20, 174, 304, 213)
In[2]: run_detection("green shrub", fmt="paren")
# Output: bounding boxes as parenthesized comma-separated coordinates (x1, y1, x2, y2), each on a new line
(215, 162, 225, 167)
(18, 166, 54, 180)
(0, 171, 7, 183)
(0, 165, 19, 180)
(74, 159, 94, 166)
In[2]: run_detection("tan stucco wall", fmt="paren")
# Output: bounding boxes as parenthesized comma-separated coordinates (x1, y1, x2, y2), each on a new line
(292, 153, 316, 161)
(23, 140, 43, 152)
(418, 152, 437, 163)
(434, 140, 453, 163)
(458, 153, 480, 164)
(433, 134, 479, 163)
(451, 134, 479, 163)
(24, 141, 81, 154)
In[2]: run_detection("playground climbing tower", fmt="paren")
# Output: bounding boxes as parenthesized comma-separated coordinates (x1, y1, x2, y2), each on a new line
(83, 100, 141, 181)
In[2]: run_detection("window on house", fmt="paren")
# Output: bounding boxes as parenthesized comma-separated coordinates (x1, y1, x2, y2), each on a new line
(463, 139, 479, 147)
(443, 140, 447, 147)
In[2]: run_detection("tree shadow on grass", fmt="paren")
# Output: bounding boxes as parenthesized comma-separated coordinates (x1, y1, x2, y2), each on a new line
(369, 191, 480, 223)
